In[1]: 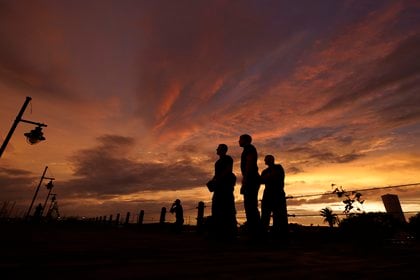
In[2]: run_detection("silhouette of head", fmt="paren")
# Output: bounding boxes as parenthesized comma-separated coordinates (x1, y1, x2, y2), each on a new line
(175, 199, 181, 205)
(216, 144, 228, 156)
(264, 155, 275, 166)
(239, 134, 252, 147)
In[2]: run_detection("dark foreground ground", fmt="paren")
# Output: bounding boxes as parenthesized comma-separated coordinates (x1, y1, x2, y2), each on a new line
(1, 222, 419, 280)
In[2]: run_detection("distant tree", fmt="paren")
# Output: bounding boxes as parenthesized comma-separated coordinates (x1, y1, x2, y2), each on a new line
(339, 212, 403, 246)
(408, 212, 420, 239)
(320, 207, 339, 228)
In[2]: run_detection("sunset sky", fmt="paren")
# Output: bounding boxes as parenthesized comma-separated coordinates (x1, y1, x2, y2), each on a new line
(1, 0, 419, 225)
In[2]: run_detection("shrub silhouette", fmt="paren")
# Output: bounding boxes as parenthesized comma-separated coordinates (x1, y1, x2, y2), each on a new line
(408, 212, 420, 239)
(338, 212, 403, 245)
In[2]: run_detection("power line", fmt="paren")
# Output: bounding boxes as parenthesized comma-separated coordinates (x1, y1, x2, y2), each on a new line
(288, 210, 420, 218)
(286, 182, 420, 200)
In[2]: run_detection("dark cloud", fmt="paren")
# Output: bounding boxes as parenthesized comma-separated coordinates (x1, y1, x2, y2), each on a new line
(62, 134, 211, 198)
(314, 34, 420, 120)
(0, 166, 36, 204)
(374, 34, 420, 90)
(308, 151, 363, 164)
(133, 0, 350, 132)
(0, 0, 78, 99)
(0, 166, 33, 177)
(286, 166, 304, 175)
(282, 126, 345, 146)
(174, 144, 202, 155)
(279, 126, 364, 166)
(356, 35, 420, 128)
(287, 147, 364, 165)
(370, 82, 420, 127)
(0, 166, 34, 190)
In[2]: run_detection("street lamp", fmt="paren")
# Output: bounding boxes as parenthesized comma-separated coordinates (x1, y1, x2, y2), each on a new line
(45, 193, 60, 219)
(41, 179, 55, 216)
(26, 166, 55, 219)
(47, 193, 57, 213)
(24, 125, 46, 145)
(0, 96, 48, 158)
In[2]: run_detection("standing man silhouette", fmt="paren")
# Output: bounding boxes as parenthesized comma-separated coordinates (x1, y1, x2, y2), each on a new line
(170, 199, 184, 233)
(239, 134, 262, 238)
(260, 155, 288, 240)
(207, 144, 237, 240)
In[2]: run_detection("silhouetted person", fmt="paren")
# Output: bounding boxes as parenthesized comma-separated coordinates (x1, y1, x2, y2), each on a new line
(33, 203, 43, 222)
(260, 155, 288, 241)
(207, 144, 237, 240)
(239, 134, 262, 238)
(170, 199, 184, 232)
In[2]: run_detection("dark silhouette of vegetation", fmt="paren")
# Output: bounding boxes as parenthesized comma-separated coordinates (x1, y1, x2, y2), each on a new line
(408, 212, 420, 239)
(338, 212, 404, 246)
(320, 207, 339, 228)
(332, 184, 364, 215)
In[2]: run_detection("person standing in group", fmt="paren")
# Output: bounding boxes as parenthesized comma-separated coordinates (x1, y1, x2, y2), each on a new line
(260, 155, 288, 241)
(238, 134, 262, 238)
(170, 199, 184, 233)
(206, 144, 237, 240)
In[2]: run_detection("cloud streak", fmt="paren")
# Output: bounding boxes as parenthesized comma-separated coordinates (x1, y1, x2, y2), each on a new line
(62, 135, 211, 198)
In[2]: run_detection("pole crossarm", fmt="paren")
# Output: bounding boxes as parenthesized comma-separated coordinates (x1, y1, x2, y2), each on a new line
(20, 119, 48, 127)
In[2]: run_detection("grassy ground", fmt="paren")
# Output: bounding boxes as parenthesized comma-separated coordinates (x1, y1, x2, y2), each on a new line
(1, 221, 419, 280)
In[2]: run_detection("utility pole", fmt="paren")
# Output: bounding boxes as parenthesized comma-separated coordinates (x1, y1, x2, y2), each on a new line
(26, 166, 54, 218)
(41, 180, 54, 216)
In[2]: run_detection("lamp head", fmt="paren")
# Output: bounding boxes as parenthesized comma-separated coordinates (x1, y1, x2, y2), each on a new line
(45, 180, 54, 190)
(24, 126, 46, 144)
